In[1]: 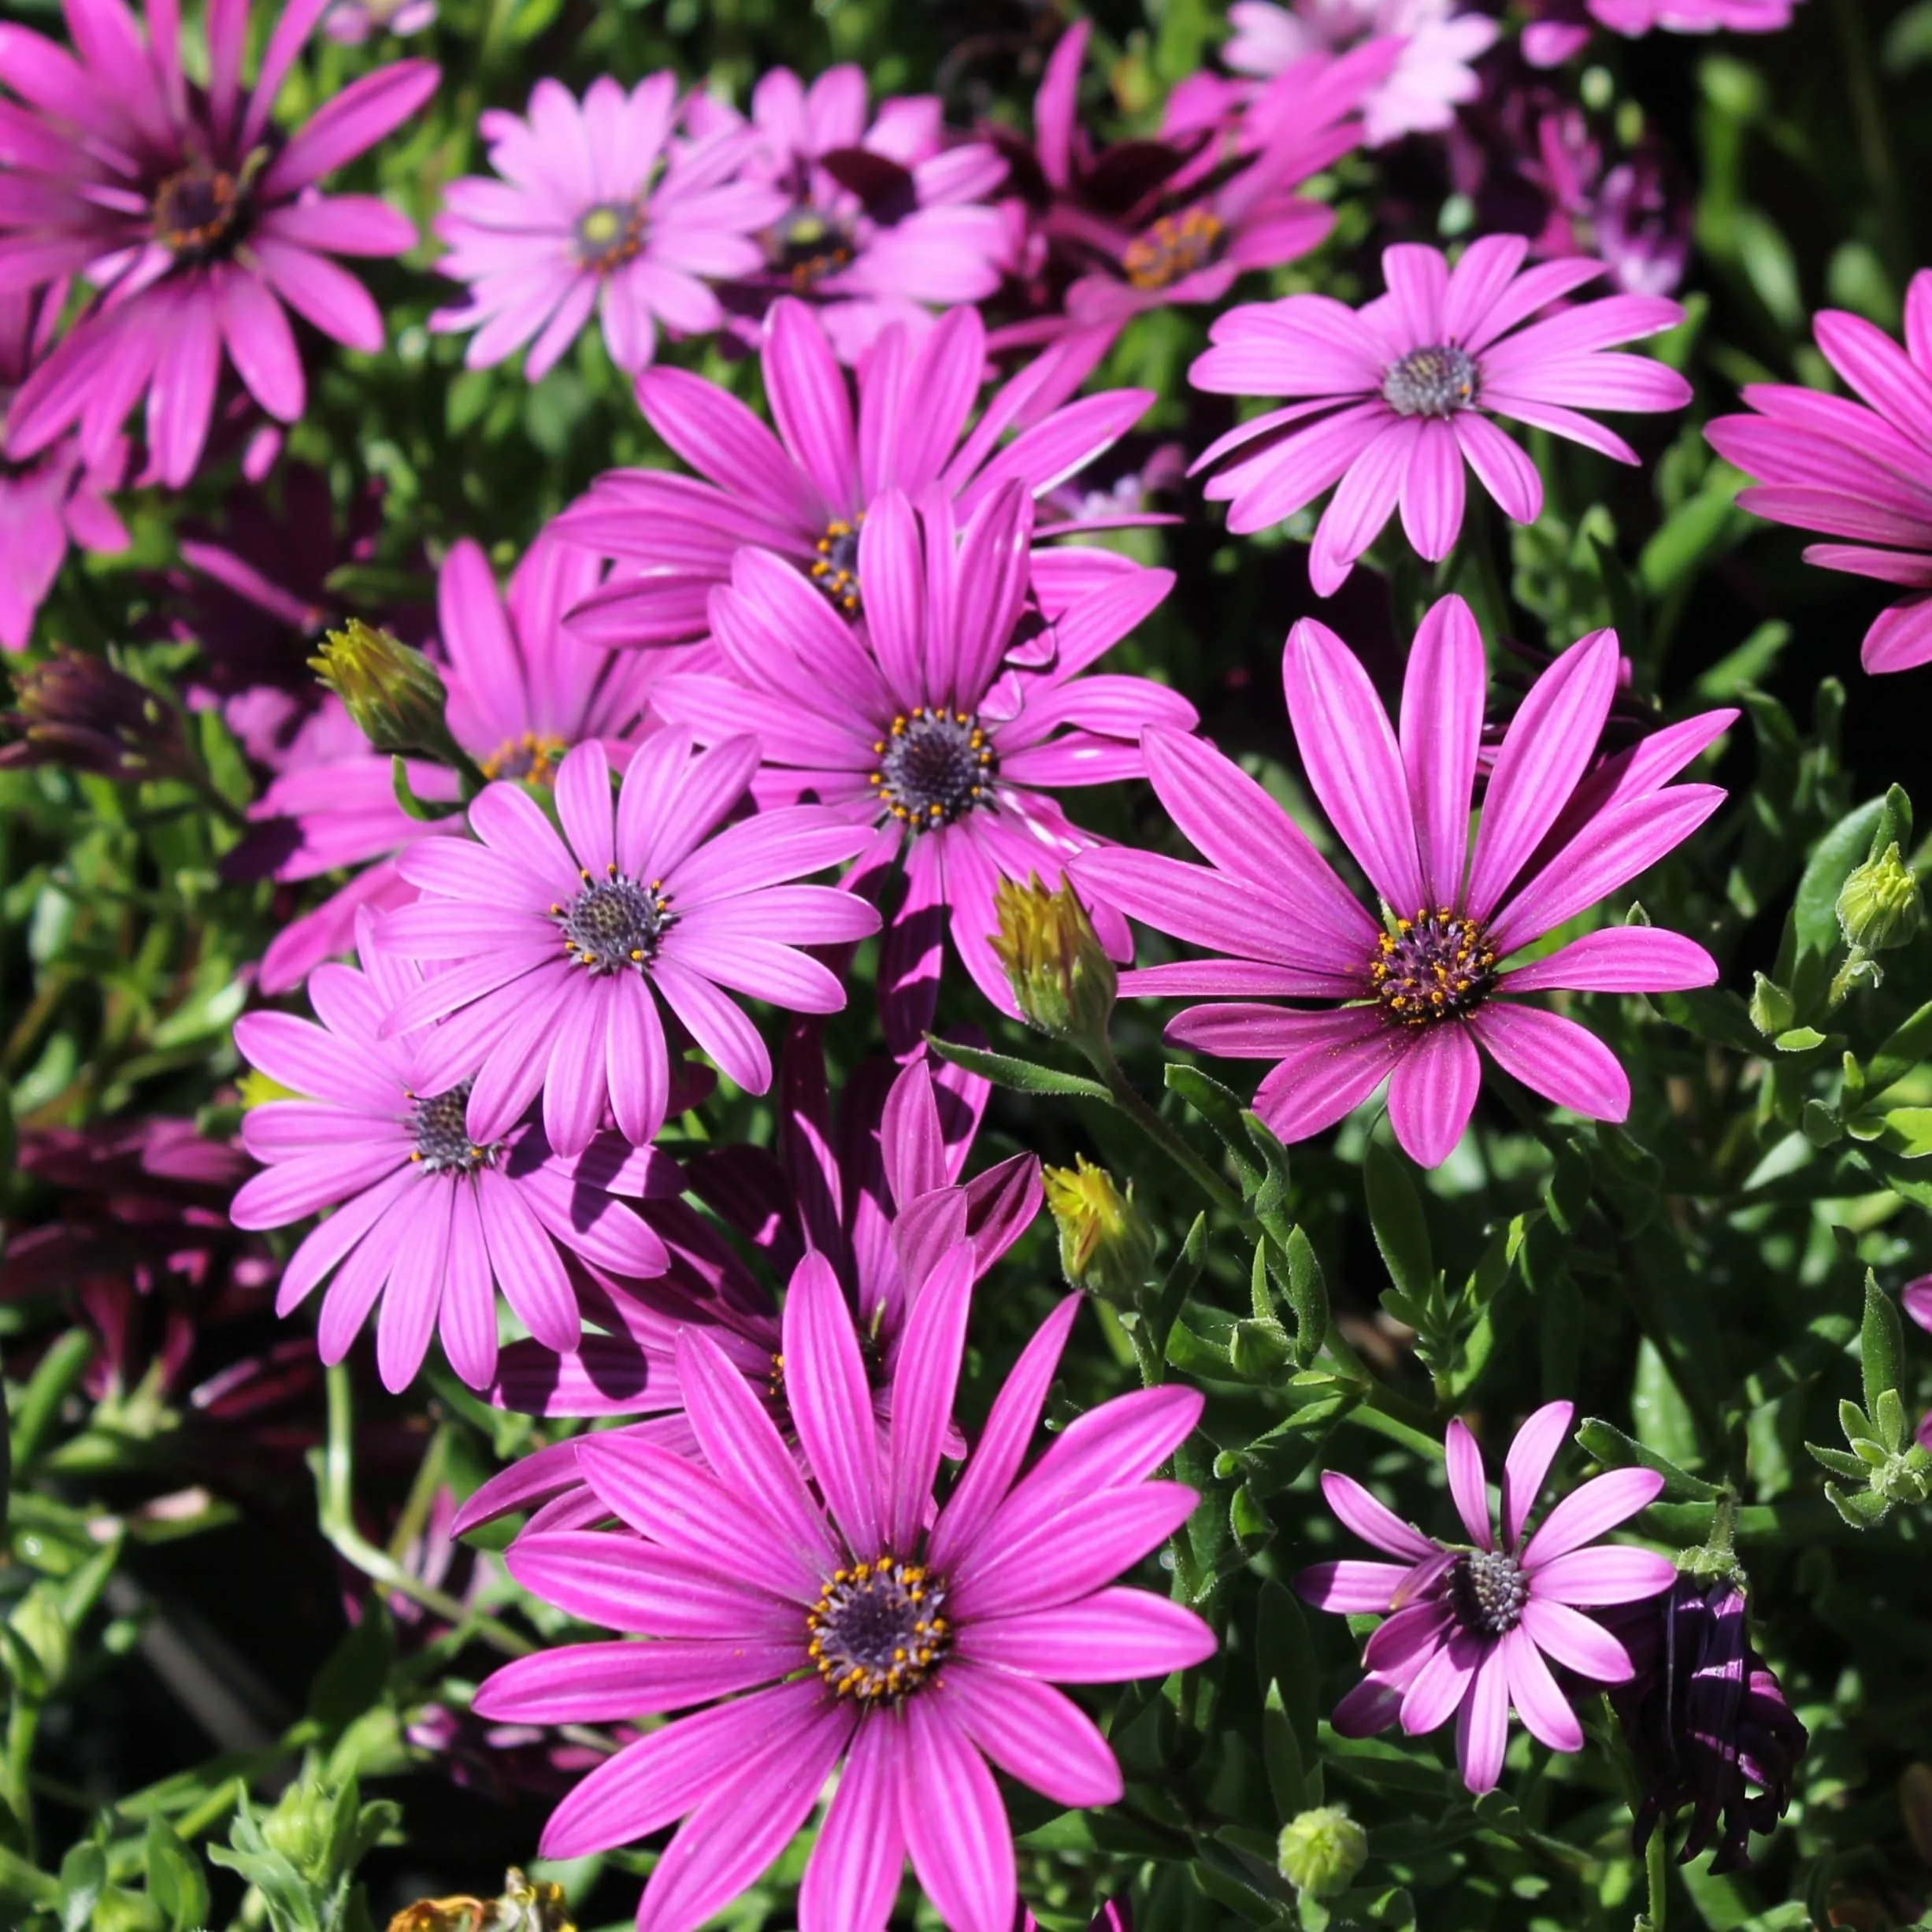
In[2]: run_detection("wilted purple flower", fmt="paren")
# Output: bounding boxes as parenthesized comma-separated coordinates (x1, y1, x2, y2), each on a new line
(556, 298, 1154, 651)
(471, 1268, 1214, 1932)
(1608, 1576, 1808, 1870)
(0, 288, 128, 651)
(1075, 596, 1730, 1166)
(657, 483, 1188, 1049)
(1, 647, 195, 781)
(1299, 1401, 1676, 1793)
(1189, 236, 1690, 592)
(1706, 272, 1932, 676)
(430, 77, 786, 382)
(0, 0, 439, 487)
(231, 921, 675, 1392)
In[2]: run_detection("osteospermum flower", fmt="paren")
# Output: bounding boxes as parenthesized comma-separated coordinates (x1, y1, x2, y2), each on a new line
(1189, 235, 1690, 593)
(1521, 0, 1800, 65)
(1221, 0, 1498, 147)
(376, 732, 881, 1155)
(655, 482, 1191, 1048)
(696, 64, 1010, 362)
(556, 297, 1155, 649)
(230, 920, 673, 1392)
(1074, 596, 1730, 1166)
(470, 1259, 1215, 1932)
(0, 288, 128, 651)
(0, 0, 438, 488)
(1298, 1401, 1675, 1794)
(1705, 272, 1932, 677)
(429, 76, 787, 382)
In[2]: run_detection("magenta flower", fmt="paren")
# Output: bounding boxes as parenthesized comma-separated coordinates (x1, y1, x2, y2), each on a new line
(429, 77, 786, 383)
(1298, 1401, 1675, 1793)
(1189, 235, 1690, 593)
(556, 296, 1155, 649)
(1705, 273, 1932, 677)
(1522, 0, 1800, 64)
(471, 1263, 1215, 1932)
(1074, 596, 1731, 1166)
(0, 0, 437, 488)
(324, 0, 435, 42)
(0, 288, 128, 651)
(1221, 1, 1498, 147)
(655, 483, 1189, 1048)
(375, 732, 881, 1155)
(696, 65, 1009, 364)
(231, 921, 673, 1393)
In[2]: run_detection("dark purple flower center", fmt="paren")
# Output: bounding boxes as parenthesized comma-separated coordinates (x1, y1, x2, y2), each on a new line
(764, 206, 858, 289)
(1381, 343, 1480, 418)
(810, 515, 862, 614)
(480, 731, 568, 784)
(870, 706, 996, 830)
(574, 202, 646, 273)
(807, 1555, 950, 1701)
(1369, 908, 1497, 1025)
(553, 869, 673, 973)
(409, 1082, 498, 1175)
(152, 159, 253, 260)
(1450, 1550, 1528, 1636)
(1123, 208, 1226, 291)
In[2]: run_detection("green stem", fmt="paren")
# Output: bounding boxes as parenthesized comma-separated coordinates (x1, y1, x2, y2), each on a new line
(1082, 1038, 1249, 1221)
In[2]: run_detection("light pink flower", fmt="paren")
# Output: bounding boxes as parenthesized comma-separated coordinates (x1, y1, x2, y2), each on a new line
(431, 76, 787, 381)
(323, 0, 435, 41)
(1524, 0, 1800, 65)
(1299, 1401, 1676, 1793)
(1190, 235, 1690, 592)
(1705, 270, 1932, 676)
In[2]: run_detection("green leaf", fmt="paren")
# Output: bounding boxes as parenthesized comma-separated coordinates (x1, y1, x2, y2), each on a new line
(57, 1843, 105, 1932)
(1164, 1064, 1263, 1187)
(1282, 1224, 1329, 1366)
(1864, 999, 1932, 1099)
(1576, 1416, 1722, 1500)
(1364, 1140, 1433, 1304)
(145, 1818, 210, 1932)
(308, 1611, 394, 1734)
(1861, 1270, 1904, 1414)
(1261, 1682, 1308, 1818)
(922, 1036, 1111, 1101)
(1145, 1213, 1207, 1374)
(1255, 1580, 1320, 1769)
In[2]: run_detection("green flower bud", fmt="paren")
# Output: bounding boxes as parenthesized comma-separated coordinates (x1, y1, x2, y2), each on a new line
(1043, 1156, 1155, 1305)
(1837, 842, 1923, 955)
(1277, 1804, 1368, 1897)
(259, 1776, 335, 1879)
(310, 618, 454, 758)
(990, 874, 1116, 1044)
(1747, 971, 1795, 1038)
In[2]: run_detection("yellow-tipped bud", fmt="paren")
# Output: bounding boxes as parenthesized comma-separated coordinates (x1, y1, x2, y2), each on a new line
(310, 619, 453, 758)
(990, 874, 1116, 1044)
(1837, 841, 1923, 955)
(1044, 1155, 1155, 1305)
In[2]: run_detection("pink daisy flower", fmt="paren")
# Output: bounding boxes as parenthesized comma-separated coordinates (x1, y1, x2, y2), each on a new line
(1188, 234, 1690, 594)
(1298, 1400, 1676, 1794)
(470, 1263, 1215, 1932)
(429, 76, 787, 383)
(234, 532, 666, 996)
(374, 732, 882, 1156)
(1221, 0, 1499, 147)
(323, 0, 435, 43)
(1522, 0, 1800, 65)
(555, 296, 1155, 649)
(1705, 271, 1932, 677)
(695, 65, 1010, 364)
(1073, 595, 1732, 1166)
(230, 918, 673, 1393)
(654, 482, 1190, 1049)
(0, 287, 127, 651)
(0, 0, 438, 488)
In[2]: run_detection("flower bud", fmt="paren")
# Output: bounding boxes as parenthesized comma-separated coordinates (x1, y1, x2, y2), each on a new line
(1747, 971, 1795, 1039)
(990, 875, 1116, 1044)
(259, 1775, 335, 1878)
(1044, 1156, 1155, 1306)
(1836, 842, 1922, 955)
(309, 618, 454, 758)
(0, 648, 192, 781)
(1277, 1804, 1367, 1897)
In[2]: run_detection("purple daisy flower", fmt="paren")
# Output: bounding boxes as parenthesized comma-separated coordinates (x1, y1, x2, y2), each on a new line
(1298, 1400, 1675, 1794)
(694, 64, 1010, 364)
(1188, 235, 1690, 593)
(0, 0, 438, 488)
(230, 918, 674, 1393)
(323, 0, 435, 42)
(470, 1264, 1215, 1932)
(375, 732, 881, 1155)
(1522, 0, 1800, 65)
(1705, 271, 1932, 677)
(1074, 595, 1731, 1166)
(429, 76, 787, 384)
(556, 296, 1155, 650)
(655, 481, 1190, 1048)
